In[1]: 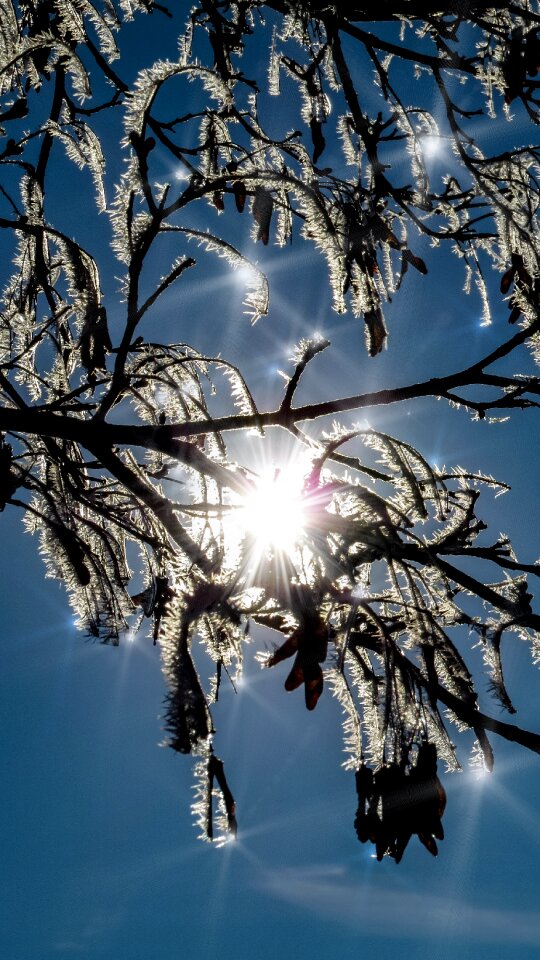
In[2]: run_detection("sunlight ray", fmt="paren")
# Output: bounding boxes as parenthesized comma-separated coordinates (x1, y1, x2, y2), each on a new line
(476, 774, 540, 845)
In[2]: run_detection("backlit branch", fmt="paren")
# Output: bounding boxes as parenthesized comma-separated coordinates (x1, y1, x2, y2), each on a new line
(3, 0, 540, 858)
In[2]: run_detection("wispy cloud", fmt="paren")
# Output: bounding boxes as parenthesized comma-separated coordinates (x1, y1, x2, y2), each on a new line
(260, 867, 540, 945)
(52, 906, 128, 956)
(53, 940, 87, 954)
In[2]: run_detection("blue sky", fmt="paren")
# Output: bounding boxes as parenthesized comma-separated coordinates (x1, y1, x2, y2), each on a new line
(3, 518, 540, 960)
(3, 5, 540, 959)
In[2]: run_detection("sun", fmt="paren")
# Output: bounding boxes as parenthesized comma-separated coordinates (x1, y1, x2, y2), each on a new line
(238, 466, 307, 553)
(420, 134, 444, 159)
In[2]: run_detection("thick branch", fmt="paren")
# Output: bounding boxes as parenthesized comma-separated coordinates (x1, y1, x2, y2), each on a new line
(86, 444, 216, 575)
(0, 320, 539, 452)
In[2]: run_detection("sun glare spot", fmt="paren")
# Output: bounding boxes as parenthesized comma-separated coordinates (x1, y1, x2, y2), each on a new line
(421, 135, 443, 159)
(235, 264, 258, 284)
(469, 764, 491, 784)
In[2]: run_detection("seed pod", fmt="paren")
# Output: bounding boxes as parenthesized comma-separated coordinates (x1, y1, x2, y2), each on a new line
(284, 654, 304, 692)
(267, 632, 300, 667)
(310, 117, 326, 164)
(500, 264, 516, 294)
(410, 743, 446, 855)
(364, 305, 387, 357)
(373, 764, 404, 861)
(354, 765, 374, 843)
(303, 661, 323, 710)
(280, 619, 328, 709)
(212, 191, 224, 212)
(233, 180, 247, 212)
(403, 249, 428, 274)
(252, 186, 273, 244)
